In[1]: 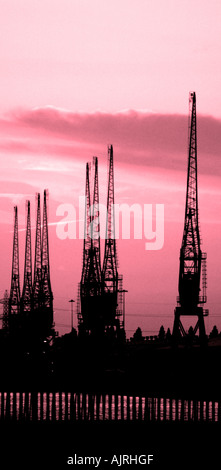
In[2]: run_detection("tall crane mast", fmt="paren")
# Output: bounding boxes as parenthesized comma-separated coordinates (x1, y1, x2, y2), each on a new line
(8, 206, 20, 318)
(81, 162, 92, 287)
(79, 162, 91, 334)
(102, 145, 118, 294)
(41, 190, 53, 309)
(91, 156, 102, 284)
(81, 159, 102, 293)
(1, 290, 9, 330)
(102, 145, 123, 333)
(32, 193, 42, 311)
(79, 147, 124, 337)
(21, 200, 32, 314)
(173, 92, 208, 340)
(32, 190, 54, 337)
(79, 158, 102, 334)
(40, 189, 54, 334)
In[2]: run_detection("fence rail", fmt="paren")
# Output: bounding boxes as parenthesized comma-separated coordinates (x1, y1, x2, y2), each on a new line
(0, 392, 220, 423)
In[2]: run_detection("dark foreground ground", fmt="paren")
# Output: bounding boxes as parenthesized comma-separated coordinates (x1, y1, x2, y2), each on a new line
(2, 335, 221, 400)
(0, 336, 221, 467)
(0, 420, 220, 468)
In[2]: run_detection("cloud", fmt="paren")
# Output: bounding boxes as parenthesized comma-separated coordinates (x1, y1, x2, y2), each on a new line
(0, 106, 220, 176)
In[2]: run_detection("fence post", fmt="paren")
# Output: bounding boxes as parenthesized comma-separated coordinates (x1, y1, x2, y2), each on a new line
(58, 392, 62, 421)
(40, 392, 44, 421)
(169, 398, 173, 422)
(138, 396, 142, 421)
(6, 392, 11, 421)
(212, 400, 216, 422)
(152, 397, 155, 421)
(1, 393, 4, 421)
(127, 395, 130, 421)
(46, 392, 50, 421)
(65, 392, 69, 421)
(218, 401, 221, 422)
(200, 400, 204, 422)
(121, 395, 124, 421)
(132, 396, 136, 420)
(175, 398, 179, 422)
(19, 392, 23, 421)
(96, 394, 101, 421)
(12, 392, 16, 421)
(82, 392, 87, 420)
(52, 392, 56, 421)
(88, 393, 94, 421)
(206, 401, 210, 422)
(102, 394, 106, 421)
(70, 392, 75, 420)
(144, 396, 148, 421)
(115, 394, 118, 421)
(108, 394, 112, 421)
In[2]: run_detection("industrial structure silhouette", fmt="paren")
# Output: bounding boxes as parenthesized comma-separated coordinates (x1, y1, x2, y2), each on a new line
(1, 93, 221, 470)
(1, 146, 125, 342)
(173, 92, 208, 340)
(0, 90, 217, 413)
(1, 190, 54, 340)
(0, 92, 210, 346)
(78, 146, 124, 338)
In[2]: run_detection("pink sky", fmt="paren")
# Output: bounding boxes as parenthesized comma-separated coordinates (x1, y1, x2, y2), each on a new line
(0, 0, 221, 116)
(0, 1, 221, 336)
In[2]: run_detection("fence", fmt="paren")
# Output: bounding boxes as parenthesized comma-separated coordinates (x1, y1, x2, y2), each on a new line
(0, 391, 220, 423)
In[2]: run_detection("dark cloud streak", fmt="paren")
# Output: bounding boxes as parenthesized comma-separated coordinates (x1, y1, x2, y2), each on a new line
(0, 107, 220, 175)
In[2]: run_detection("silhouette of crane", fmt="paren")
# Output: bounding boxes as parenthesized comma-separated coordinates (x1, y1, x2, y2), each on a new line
(172, 92, 208, 341)
(79, 158, 103, 335)
(102, 145, 123, 334)
(79, 147, 124, 337)
(8, 206, 20, 321)
(0, 290, 9, 330)
(21, 200, 32, 316)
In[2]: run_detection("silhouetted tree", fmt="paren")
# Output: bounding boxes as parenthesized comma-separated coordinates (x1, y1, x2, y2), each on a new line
(133, 327, 143, 342)
(166, 328, 171, 341)
(71, 327, 77, 337)
(188, 326, 195, 340)
(158, 325, 165, 341)
(209, 325, 219, 338)
(118, 328, 126, 342)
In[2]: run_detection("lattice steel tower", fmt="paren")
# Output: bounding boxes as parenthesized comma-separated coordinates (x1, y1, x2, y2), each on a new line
(32, 193, 42, 312)
(79, 147, 124, 336)
(40, 189, 54, 333)
(32, 191, 54, 336)
(79, 158, 103, 334)
(172, 92, 208, 340)
(21, 200, 32, 315)
(2, 290, 9, 330)
(102, 145, 123, 332)
(8, 206, 21, 318)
